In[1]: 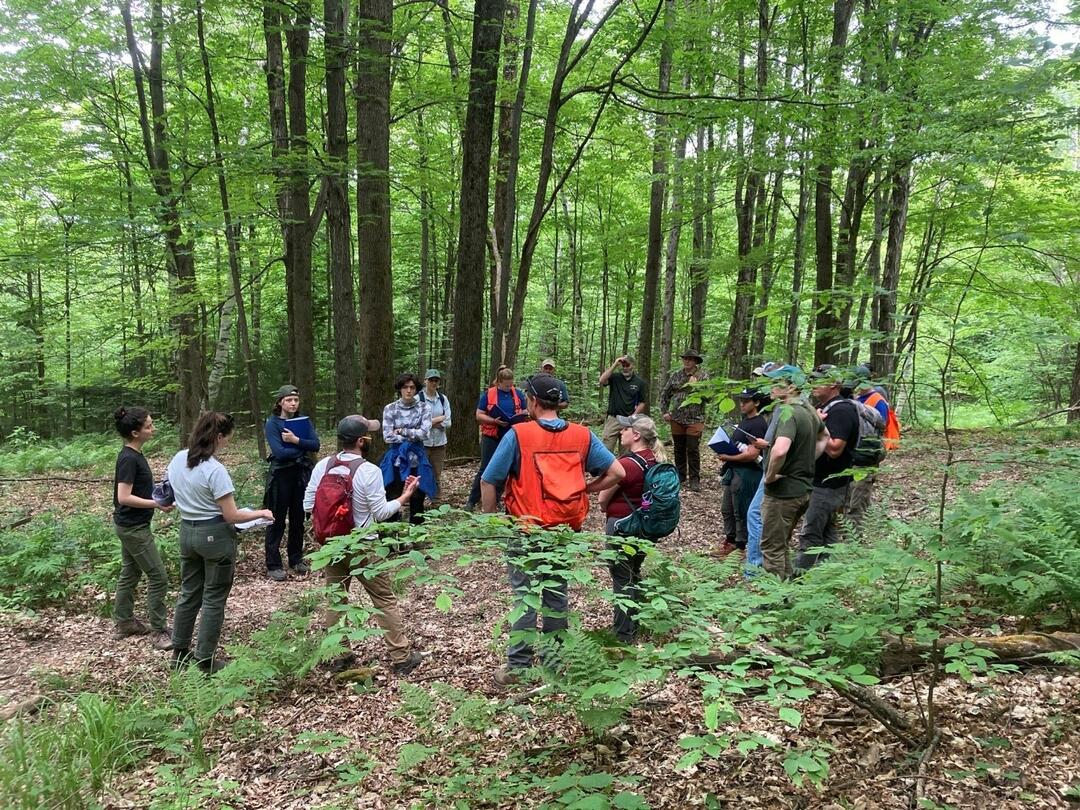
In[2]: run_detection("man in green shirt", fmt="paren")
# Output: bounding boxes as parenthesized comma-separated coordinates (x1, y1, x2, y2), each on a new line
(598, 355, 648, 453)
(759, 365, 826, 579)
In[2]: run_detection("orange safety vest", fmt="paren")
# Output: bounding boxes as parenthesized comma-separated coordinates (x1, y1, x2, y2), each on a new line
(504, 421, 593, 530)
(861, 390, 901, 450)
(480, 386, 525, 438)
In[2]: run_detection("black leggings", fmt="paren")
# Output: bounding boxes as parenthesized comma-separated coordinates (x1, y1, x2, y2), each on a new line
(386, 472, 426, 526)
(264, 464, 306, 570)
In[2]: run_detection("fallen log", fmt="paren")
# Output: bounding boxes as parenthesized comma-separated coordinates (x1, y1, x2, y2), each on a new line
(0, 694, 46, 722)
(881, 632, 1080, 676)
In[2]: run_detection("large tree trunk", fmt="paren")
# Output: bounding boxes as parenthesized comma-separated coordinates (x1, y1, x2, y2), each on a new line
(447, 0, 506, 458)
(121, 0, 206, 440)
(659, 128, 689, 385)
(689, 126, 708, 354)
(325, 0, 358, 420)
(637, 0, 674, 390)
(811, 0, 857, 367)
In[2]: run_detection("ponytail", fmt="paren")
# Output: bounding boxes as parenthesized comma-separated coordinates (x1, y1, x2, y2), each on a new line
(648, 435, 668, 463)
(186, 412, 234, 468)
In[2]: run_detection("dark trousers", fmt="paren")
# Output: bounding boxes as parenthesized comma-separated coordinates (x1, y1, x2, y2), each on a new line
(670, 422, 703, 483)
(506, 536, 569, 669)
(172, 520, 236, 662)
(386, 473, 426, 525)
(265, 464, 306, 571)
(605, 517, 647, 642)
(467, 434, 504, 508)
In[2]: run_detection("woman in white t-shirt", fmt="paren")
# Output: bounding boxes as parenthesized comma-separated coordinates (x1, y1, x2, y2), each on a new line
(166, 412, 274, 674)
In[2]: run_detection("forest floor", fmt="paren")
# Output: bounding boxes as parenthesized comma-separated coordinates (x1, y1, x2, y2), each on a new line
(0, 429, 1078, 809)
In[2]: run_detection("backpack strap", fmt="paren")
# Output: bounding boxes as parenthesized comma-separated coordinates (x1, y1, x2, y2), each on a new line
(619, 452, 653, 511)
(332, 453, 366, 482)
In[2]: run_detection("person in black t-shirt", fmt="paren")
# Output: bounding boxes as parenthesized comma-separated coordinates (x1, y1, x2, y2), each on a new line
(598, 356, 649, 453)
(112, 406, 174, 649)
(716, 390, 769, 554)
(795, 366, 861, 571)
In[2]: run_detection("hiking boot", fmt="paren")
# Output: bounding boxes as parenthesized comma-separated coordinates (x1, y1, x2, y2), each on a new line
(151, 629, 173, 650)
(391, 650, 424, 676)
(196, 655, 229, 676)
(171, 648, 194, 670)
(493, 666, 522, 687)
(688, 478, 701, 492)
(113, 618, 150, 639)
(291, 562, 311, 575)
(268, 568, 287, 582)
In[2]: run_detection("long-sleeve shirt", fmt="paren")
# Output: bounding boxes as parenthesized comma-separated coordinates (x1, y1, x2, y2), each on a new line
(264, 414, 320, 463)
(302, 452, 402, 535)
(419, 389, 452, 448)
(659, 367, 711, 425)
(382, 398, 431, 444)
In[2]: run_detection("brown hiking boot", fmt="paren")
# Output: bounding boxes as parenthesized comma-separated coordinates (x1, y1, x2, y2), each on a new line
(391, 650, 424, 676)
(493, 666, 522, 687)
(151, 629, 173, 650)
(113, 618, 150, 639)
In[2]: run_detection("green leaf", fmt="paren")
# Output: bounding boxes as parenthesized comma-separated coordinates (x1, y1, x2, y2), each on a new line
(778, 707, 802, 728)
(434, 592, 453, 612)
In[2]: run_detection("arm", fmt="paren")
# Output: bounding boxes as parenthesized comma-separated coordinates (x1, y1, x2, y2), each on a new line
(216, 494, 274, 525)
(716, 446, 761, 464)
(356, 468, 409, 522)
(116, 482, 166, 511)
(815, 426, 830, 459)
(302, 460, 324, 512)
(265, 417, 298, 460)
(476, 408, 506, 428)
(633, 379, 649, 415)
(382, 404, 401, 444)
(403, 402, 431, 441)
(442, 398, 452, 430)
(659, 376, 673, 414)
(598, 359, 620, 386)
(764, 436, 792, 484)
(822, 433, 847, 458)
(586, 459, 626, 493)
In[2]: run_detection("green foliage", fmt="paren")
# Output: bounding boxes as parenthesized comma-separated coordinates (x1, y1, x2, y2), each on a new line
(0, 513, 177, 610)
(0, 431, 120, 476)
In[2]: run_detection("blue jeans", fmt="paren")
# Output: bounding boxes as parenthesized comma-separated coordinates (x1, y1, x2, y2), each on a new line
(745, 474, 766, 572)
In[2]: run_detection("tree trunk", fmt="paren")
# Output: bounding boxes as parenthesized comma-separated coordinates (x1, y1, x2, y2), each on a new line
(121, 0, 206, 440)
(689, 125, 708, 354)
(659, 128, 688, 385)
(197, 0, 264, 454)
(637, 0, 674, 390)
(447, 0, 506, 457)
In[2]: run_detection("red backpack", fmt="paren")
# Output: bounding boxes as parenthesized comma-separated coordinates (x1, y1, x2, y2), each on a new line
(312, 454, 366, 545)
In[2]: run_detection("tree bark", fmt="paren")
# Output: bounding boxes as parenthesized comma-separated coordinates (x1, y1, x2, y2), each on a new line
(447, 0, 506, 457)
(659, 128, 689, 385)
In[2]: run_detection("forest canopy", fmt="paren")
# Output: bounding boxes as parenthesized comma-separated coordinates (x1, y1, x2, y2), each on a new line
(0, 0, 1076, 444)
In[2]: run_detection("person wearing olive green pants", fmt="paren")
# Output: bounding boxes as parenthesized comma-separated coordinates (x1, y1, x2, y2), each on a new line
(173, 520, 236, 665)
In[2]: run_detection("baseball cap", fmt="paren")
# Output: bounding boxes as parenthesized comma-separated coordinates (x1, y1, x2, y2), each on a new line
(752, 361, 782, 377)
(336, 414, 380, 441)
(620, 355, 635, 366)
(541, 358, 556, 370)
(616, 414, 658, 442)
(763, 364, 805, 383)
(809, 363, 844, 384)
(273, 384, 299, 401)
(526, 373, 564, 402)
(425, 368, 442, 380)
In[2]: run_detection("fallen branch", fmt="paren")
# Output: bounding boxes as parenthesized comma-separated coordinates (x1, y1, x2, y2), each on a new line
(0, 476, 110, 484)
(0, 694, 46, 722)
(881, 632, 1080, 676)
(912, 730, 942, 807)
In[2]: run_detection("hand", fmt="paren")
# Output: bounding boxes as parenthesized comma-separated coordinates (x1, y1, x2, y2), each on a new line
(158, 503, 174, 512)
(494, 418, 509, 428)
(402, 475, 420, 496)
(751, 437, 770, 450)
(394, 427, 404, 435)
(816, 408, 827, 419)
(764, 472, 783, 484)
(281, 429, 299, 445)
(662, 413, 672, 423)
(688, 375, 698, 384)
(259, 509, 275, 521)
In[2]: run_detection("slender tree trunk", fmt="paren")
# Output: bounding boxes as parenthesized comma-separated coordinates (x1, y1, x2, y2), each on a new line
(660, 129, 689, 383)
(447, 0, 506, 457)
(197, 0, 264, 452)
(689, 125, 708, 354)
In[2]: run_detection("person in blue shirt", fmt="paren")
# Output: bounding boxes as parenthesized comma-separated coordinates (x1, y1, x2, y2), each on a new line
(263, 384, 320, 581)
(465, 366, 527, 510)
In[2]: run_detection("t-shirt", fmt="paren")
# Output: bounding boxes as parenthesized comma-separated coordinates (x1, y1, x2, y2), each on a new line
(605, 449, 656, 519)
(113, 446, 155, 527)
(302, 452, 402, 536)
(166, 449, 236, 521)
(605, 373, 648, 417)
(728, 414, 768, 469)
(815, 397, 861, 489)
(476, 387, 527, 439)
(481, 418, 616, 485)
(765, 400, 823, 499)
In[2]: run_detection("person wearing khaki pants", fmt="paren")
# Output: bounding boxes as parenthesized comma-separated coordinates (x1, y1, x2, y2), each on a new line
(304, 415, 425, 676)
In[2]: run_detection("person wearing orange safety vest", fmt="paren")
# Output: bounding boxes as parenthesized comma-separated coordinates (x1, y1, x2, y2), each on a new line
(480, 373, 624, 687)
(466, 367, 527, 510)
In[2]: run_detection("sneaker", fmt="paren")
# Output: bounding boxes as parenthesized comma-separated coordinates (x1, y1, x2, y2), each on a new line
(171, 648, 194, 670)
(113, 618, 150, 639)
(151, 629, 173, 651)
(196, 656, 229, 676)
(391, 650, 424, 676)
(291, 562, 311, 575)
(268, 568, 287, 582)
(492, 666, 522, 687)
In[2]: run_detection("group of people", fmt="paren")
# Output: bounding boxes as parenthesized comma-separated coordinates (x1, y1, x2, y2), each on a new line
(108, 352, 897, 682)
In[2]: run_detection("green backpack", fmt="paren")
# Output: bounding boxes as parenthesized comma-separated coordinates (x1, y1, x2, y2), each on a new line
(612, 454, 682, 540)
